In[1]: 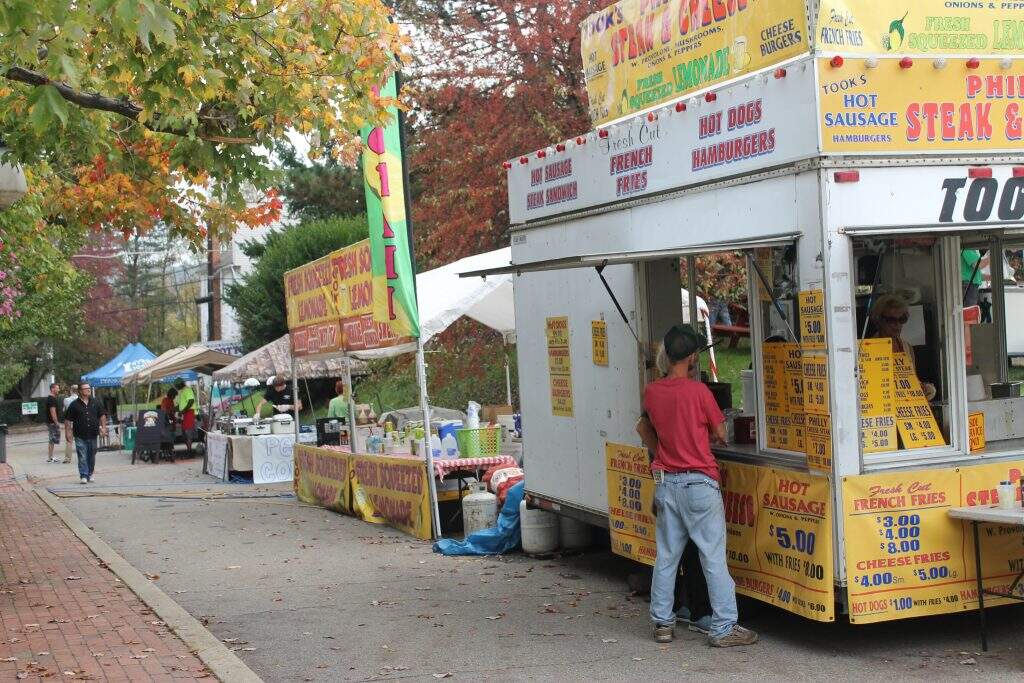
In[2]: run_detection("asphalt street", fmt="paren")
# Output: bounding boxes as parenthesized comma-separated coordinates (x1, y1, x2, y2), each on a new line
(7, 430, 1022, 681)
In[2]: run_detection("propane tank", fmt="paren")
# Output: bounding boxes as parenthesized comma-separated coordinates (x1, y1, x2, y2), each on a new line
(519, 500, 558, 555)
(558, 515, 592, 551)
(462, 483, 498, 534)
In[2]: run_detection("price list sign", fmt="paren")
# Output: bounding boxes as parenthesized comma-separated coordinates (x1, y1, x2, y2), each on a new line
(843, 460, 1024, 623)
(804, 414, 832, 473)
(721, 462, 835, 621)
(798, 290, 826, 351)
(858, 339, 896, 454)
(545, 316, 574, 417)
(591, 320, 608, 367)
(802, 354, 829, 416)
(763, 343, 804, 452)
(892, 351, 945, 449)
(605, 442, 657, 566)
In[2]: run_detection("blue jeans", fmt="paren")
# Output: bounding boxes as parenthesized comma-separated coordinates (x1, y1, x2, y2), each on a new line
(650, 472, 737, 638)
(74, 438, 97, 479)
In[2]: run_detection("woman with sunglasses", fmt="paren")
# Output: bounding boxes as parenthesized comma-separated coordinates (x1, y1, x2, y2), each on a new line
(868, 294, 937, 401)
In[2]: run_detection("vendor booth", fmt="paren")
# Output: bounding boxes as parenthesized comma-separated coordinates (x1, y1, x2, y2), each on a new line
(456, 0, 1024, 635)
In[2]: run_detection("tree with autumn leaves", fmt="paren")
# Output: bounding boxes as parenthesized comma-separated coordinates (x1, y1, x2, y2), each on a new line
(1, 0, 406, 242)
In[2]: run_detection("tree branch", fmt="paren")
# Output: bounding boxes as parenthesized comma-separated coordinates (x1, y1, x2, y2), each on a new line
(3, 66, 255, 144)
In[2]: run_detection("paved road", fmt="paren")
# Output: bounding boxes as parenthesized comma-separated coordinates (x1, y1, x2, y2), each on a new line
(7, 430, 1023, 681)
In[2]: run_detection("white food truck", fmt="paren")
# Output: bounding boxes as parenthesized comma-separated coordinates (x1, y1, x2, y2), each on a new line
(466, 1, 1024, 627)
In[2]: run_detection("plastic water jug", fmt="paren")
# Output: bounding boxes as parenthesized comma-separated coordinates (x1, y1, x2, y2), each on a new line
(519, 500, 558, 554)
(466, 401, 481, 429)
(429, 434, 442, 460)
(462, 483, 498, 534)
(441, 432, 459, 459)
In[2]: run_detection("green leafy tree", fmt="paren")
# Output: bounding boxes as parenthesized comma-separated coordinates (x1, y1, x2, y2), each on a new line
(276, 146, 367, 221)
(0, 187, 90, 396)
(224, 215, 368, 351)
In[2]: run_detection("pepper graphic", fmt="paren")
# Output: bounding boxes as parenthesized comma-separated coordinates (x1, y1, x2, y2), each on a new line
(887, 12, 908, 50)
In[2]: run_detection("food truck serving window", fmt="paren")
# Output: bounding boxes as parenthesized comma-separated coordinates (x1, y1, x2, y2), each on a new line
(853, 237, 955, 459)
(962, 238, 1024, 455)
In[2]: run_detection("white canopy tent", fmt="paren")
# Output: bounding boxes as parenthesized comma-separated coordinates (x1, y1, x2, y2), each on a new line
(123, 344, 239, 384)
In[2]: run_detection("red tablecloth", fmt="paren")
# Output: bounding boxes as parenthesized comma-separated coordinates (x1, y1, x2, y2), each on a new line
(318, 446, 515, 479)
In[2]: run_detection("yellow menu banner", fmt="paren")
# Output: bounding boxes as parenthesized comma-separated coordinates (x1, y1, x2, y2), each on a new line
(721, 462, 835, 621)
(592, 320, 609, 367)
(802, 354, 829, 416)
(798, 290, 826, 351)
(820, 58, 1024, 154)
(546, 316, 574, 417)
(580, 0, 809, 125)
(858, 339, 896, 454)
(804, 414, 833, 473)
(815, 1, 1024, 54)
(606, 442, 657, 565)
(843, 460, 1024, 624)
(604, 451, 835, 621)
(284, 253, 339, 331)
(892, 351, 945, 449)
(763, 342, 804, 453)
(293, 445, 351, 514)
(349, 454, 432, 540)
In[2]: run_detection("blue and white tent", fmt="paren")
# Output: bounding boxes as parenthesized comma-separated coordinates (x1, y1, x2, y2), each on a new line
(81, 343, 196, 388)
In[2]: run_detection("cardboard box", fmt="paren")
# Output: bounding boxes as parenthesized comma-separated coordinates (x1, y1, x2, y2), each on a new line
(482, 404, 514, 425)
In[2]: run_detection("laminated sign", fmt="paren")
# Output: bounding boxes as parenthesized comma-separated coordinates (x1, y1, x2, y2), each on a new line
(546, 316, 574, 417)
(763, 343, 804, 453)
(605, 442, 657, 565)
(843, 460, 1024, 623)
(858, 339, 896, 454)
(579, 0, 809, 125)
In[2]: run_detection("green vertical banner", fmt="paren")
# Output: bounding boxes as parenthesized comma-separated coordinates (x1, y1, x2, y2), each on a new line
(360, 75, 420, 339)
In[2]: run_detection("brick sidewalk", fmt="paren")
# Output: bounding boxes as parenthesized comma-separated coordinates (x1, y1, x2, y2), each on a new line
(0, 465, 212, 681)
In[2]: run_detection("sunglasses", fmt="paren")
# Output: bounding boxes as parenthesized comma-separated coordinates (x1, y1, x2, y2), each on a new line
(881, 314, 909, 325)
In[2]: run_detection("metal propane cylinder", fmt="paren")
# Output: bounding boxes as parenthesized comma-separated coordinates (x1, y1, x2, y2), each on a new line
(519, 500, 558, 555)
(462, 483, 498, 534)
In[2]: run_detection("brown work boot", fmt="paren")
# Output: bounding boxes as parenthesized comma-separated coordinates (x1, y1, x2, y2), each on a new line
(708, 624, 758, 647)
(653, 624, 674, 643)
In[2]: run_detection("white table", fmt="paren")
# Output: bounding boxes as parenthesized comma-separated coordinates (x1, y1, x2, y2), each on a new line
(204, 431, 315, 483)
(947, 504, 1024, 651)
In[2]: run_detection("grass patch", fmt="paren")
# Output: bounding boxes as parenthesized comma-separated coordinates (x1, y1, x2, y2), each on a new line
(710, 339, 753, 408)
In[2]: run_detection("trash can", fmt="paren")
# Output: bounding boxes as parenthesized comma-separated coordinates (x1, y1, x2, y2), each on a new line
(0, 424, 7, 464)
(123, 425, 137, 453)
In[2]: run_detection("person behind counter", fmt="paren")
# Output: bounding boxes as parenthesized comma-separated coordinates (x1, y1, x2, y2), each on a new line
(327, 380, 349, 419)
(636, 324, 758, 648)
(255, 376, 303, 417)
(174, 380, 196, 457)
(868, 294, 937, 401)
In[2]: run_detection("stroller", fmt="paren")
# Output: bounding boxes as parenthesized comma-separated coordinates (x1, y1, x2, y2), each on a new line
(131, 409, 175, 464)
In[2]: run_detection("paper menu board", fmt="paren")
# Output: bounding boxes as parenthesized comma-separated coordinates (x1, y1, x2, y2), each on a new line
(858, 339, 896, 454)
(892, 351, 945, 449)
(763, 342, 804, 452)
(591, 320, 608, 367)
(798, 290, 826, 351)
(546, 316, 574, 417)
(802, 354, 829, 416)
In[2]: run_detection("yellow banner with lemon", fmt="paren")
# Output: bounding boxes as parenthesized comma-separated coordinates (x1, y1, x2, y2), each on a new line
(580, 0, 809, 125)
(815, 0, 1024, 54)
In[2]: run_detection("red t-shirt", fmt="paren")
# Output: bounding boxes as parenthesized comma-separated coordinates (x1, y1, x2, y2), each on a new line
(643, 377, 725, 481)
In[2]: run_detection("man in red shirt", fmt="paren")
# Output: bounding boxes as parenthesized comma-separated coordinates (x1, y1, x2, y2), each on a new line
(637, 324, 757, 647)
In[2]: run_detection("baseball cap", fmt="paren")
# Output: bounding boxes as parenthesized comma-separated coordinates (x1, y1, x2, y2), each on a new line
(663, 324, 713, 362)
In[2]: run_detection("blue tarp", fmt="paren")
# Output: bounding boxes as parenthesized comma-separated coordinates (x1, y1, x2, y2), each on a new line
(433, 482, 525, 556)
(81, 343, 196, 388)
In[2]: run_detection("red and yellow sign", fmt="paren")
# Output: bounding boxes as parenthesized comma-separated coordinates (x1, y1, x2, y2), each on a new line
(349, 454, 432, 540)
(722, 462, 834, 620)
(820, 58, 1024, 154)
(580, 0, 809, 125)
(606, 442, 657, 565)
(815, 1, 1024, 55)
(969, 412, 986, 452)
(843, 460, 1024, 624)
(605, 446, 834, 622)
(286, 239, 413, 357)
(294, 445, 351, 514)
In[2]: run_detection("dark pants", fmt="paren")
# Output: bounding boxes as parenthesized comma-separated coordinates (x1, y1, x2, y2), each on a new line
(74, 438, 97, 479)
(674, 540, 712, 621)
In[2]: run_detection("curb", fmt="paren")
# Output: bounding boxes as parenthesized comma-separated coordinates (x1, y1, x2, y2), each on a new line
(30, 482, 262, 683)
